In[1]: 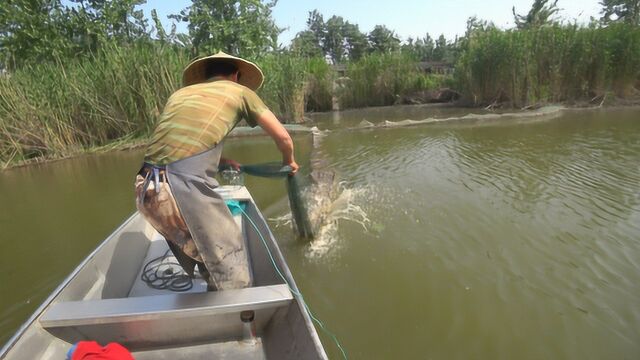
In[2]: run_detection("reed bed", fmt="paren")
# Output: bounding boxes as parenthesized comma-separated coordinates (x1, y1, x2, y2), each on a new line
(258, 54, 335, 122)
(338, 52, 443, 108)
(257, 53, 308, 123)
(0, 44, 187, 166)
(456, 23, 640, 107)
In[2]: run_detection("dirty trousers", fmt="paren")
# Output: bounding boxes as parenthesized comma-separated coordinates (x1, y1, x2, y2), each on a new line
(134, 175, 250, 290)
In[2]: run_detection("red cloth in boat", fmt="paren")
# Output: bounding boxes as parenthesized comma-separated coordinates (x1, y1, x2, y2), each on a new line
(70, 341, 134, 360)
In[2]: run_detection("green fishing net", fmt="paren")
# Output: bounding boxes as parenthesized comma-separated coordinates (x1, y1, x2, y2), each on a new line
(221, 162, 315, 239)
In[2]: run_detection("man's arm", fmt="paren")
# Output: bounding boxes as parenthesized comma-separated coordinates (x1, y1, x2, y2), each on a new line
(256, 109, 299, 174)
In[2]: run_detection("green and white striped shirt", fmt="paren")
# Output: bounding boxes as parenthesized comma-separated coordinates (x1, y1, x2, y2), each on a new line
(144, 79, 268, 165)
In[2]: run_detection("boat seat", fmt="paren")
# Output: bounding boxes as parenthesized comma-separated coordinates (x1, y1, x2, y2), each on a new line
(39, 284, 292, 348)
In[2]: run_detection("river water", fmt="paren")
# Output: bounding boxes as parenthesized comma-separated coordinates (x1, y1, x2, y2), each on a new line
(1, 106, 639, 359)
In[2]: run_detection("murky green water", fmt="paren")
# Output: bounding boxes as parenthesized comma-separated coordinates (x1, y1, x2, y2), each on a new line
(1, 106, 639, 359)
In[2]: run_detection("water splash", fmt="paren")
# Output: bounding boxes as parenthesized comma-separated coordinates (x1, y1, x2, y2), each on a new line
(268, 127, 372, 259)
(306, 184, 371, 258)
(267, 183, 371, 258)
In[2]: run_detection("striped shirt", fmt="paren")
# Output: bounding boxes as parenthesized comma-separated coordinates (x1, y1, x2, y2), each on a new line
(144, 79, 268, 165)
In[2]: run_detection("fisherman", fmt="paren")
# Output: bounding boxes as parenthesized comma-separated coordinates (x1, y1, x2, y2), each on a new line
(135, 52, 299, 291)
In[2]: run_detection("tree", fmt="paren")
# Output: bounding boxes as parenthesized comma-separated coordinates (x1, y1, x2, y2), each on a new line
(0, 0, 154, 69)
(343, 22, 368, 60)
(291, 11, 368, 62)
(0, 0, 71, 69)
(291, 30, 323, 57)
(70, 0, 148, 40)
(465, 16, 494, 36)
(67, 0, 148, 52)
(306, 10, 325, 50)
(432, 34, 448, 61)
(600, 0, 640, 25)
(403, 33, 435, 61)
(170, 0, 281, 57)
(323, 16, 346, 63)
(368, 25, 400, 53)
(512, 0, 560, 29)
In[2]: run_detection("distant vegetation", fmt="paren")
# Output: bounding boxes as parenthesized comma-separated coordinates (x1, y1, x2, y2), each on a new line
(0, 0, 639, 167)
(457, 23, 640, 107)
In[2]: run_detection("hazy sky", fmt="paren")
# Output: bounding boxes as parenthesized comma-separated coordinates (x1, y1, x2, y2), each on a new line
(142, 0, 602, 46)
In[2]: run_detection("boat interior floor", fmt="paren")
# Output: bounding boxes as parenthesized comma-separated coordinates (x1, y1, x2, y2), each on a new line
(129, 212, 246, 297)
(133, 339, 267, 360)
(128, 231, 209, 296)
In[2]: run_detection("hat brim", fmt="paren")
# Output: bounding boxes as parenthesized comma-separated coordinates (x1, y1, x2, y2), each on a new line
(182, 52, 264, 90)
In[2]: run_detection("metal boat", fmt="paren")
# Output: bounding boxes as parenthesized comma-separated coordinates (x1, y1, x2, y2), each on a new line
(0, 187, 328, 359)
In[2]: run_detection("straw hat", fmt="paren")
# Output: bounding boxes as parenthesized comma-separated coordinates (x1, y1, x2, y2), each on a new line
(182, 51, 264, 90)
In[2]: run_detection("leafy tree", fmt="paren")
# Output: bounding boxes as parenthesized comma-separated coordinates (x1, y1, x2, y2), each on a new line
(0, 0, 153, 69)
(0, 0, 72, 69)
(66, 0, 148, 53)
(150, 9, 191, 47)
(368, 25, 400, 53)
(291, 30, 323, 57)
(512, 0, 560, 29)
(600, 0, 640, 25)
(291, 11, 325, 58)
(465, 16, 494, 35)
(69, 0, 148, 40)
(323, 16, 346, 63)
(402, 33, 435, 60)
(431, 34, 449, 61)
(292, 11, 368, 62)
(343, 22, 368, 60)
(170, 0, 281, 57)
(306, 10, 326, 50)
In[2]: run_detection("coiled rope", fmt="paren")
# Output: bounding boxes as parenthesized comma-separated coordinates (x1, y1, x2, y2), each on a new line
(140, 249, 193, 292)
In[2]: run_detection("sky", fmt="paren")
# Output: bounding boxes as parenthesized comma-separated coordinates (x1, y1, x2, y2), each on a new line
(142, 0, 603, 46)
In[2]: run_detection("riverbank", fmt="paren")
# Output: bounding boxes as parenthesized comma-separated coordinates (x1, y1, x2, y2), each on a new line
(1, 124, 315, 170)
(4, 103, 640, 171)
(3, 22, 639, 168)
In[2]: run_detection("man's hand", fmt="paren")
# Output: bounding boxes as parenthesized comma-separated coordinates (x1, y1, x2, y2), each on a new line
(286, 161, 300, 174)
(220, 158, 241, 171)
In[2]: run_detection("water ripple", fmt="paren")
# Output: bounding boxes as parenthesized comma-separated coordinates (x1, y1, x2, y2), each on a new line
(317, 108, 640, 358)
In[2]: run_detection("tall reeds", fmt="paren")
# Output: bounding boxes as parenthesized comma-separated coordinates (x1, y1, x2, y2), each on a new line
(0, 44, 187, 165)
(456, 23, 640, 106)
(339, 52, 443, 108)
(304, 57, 334, 112)
(258, 53, 308, 123)
(258, 53, 334, 122)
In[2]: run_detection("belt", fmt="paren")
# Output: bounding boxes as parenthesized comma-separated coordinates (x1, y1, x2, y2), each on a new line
(138, 163, 167, 199)
(138, 163, 167, 181)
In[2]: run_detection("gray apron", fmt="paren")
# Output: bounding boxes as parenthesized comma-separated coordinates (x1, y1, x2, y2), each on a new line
(165, 144, 252, 290)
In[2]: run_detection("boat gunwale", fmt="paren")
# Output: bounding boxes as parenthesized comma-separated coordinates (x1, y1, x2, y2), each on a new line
(244, 202, 329, 359)
(2, 187, 329, 359)
(0, 212, 140, 358)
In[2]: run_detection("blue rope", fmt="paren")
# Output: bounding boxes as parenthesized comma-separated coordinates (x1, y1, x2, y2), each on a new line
(239, 207, 348, 360)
